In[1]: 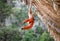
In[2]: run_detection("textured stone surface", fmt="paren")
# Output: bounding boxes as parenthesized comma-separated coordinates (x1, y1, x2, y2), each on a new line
(32, 0, 60, 41)
(24, 0, 60, 41)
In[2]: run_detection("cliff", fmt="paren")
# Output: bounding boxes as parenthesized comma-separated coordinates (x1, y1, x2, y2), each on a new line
(24, 0, 60, 41)
(32, 0, 60, 41)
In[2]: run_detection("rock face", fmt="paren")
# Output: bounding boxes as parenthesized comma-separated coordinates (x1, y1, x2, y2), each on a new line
(32, 0, 60, 41)
(24, 0, 60, 41)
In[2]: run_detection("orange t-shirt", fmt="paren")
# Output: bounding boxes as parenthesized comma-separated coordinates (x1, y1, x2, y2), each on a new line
(22, 18, 34, 30)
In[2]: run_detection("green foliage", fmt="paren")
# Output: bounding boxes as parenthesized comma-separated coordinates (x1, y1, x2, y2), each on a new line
(0, 1, 54, 41)
(0, 0, 6, 3)
(0, 0, 11, 25)
(0, 26, 54, 41)
(36, 26, 44, 34)
(0, 0, 11, 15)
(12, 6, 28, 27)
(21, 30, 37, 41)
(0, 27, 22, 41)
(38, 31, 54, 41)
(12, 7, 20, 14)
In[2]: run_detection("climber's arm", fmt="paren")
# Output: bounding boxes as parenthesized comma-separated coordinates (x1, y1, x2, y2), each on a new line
(23, 9, 34, 23)
(22, 21, 34, 30)
(23, 18, 30, 23)
(22, 0, 34, 30)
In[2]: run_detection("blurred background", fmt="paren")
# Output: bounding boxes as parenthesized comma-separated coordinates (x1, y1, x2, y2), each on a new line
(0, 0, 54, 41)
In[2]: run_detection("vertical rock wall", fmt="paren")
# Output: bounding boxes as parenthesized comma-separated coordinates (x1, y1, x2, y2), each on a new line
(23, 0, 60, 41)
(32, 0, 60, 41)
